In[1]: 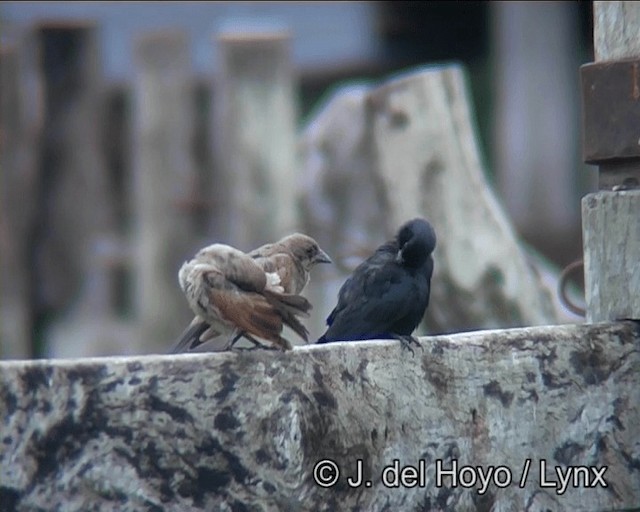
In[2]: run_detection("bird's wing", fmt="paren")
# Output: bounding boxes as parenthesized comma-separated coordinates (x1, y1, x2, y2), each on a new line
(247, 241, 275, 259)
(206, 283, 284, 343)
(325, 274, 353, 327)
(325, 263, 419, 338)
(253, 252, 300, 294)
(325, 245, 395, 326)
(216, 249, 269, 293)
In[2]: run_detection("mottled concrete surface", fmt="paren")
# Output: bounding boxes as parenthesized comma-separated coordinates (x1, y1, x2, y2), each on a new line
(1, 322, 639, 511)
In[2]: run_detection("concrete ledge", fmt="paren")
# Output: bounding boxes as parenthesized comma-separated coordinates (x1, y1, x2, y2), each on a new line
(1, 322, 639, 511)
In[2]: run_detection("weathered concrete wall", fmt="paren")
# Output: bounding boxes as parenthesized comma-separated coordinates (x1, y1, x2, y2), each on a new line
(1, 322, 639, 511)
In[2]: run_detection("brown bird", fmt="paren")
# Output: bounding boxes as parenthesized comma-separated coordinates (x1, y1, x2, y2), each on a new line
(173, 243, 312, 352)
(170, 234, 331, 353)
(248, 233, 332, 294)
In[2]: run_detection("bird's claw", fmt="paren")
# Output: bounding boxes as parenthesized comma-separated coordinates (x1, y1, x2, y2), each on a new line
(396, 335, 421, 355)
(233, 344, 279, 352)
(226, 331, 283, 351)
(226, 332, 270, 351)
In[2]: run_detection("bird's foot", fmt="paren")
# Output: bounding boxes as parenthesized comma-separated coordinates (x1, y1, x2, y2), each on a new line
(224, 331, 243, 351)
(227, 332, 280, 351)
(233, 344, 279, 352)
(394, 335, 421, 355)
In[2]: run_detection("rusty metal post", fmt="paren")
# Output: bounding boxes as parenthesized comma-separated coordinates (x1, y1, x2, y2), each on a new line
(581, 1, 640, 322)
(581, 60, 640, 190)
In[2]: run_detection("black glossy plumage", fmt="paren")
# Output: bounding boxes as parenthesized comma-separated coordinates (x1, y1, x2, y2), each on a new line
(317, 218, 436, 344)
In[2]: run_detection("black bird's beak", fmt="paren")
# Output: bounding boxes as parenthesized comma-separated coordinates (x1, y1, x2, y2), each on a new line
(314, 249, 332, 265)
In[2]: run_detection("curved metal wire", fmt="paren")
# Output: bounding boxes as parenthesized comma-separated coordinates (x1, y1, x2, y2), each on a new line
(558, 259, 586, 317)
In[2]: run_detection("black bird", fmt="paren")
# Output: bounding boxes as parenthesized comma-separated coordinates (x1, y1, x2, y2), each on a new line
(317, 218, 436, 349)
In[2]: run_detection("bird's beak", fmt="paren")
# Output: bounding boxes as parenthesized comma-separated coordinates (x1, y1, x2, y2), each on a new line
(395, 250, 404, 264)
(314, 249, 333, 265)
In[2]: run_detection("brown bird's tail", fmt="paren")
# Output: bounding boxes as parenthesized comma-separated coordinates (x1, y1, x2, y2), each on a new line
(263, 290, 312, 344)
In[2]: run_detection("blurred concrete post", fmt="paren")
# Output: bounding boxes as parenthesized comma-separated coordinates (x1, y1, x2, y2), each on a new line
(0, 42, 40, 358)
(211, 30, 299, 249)
(35, 22, 117, 355)
(491, 2, 585, 256)
(581, 1, 640, 322)
(132, 32, 199, 352)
